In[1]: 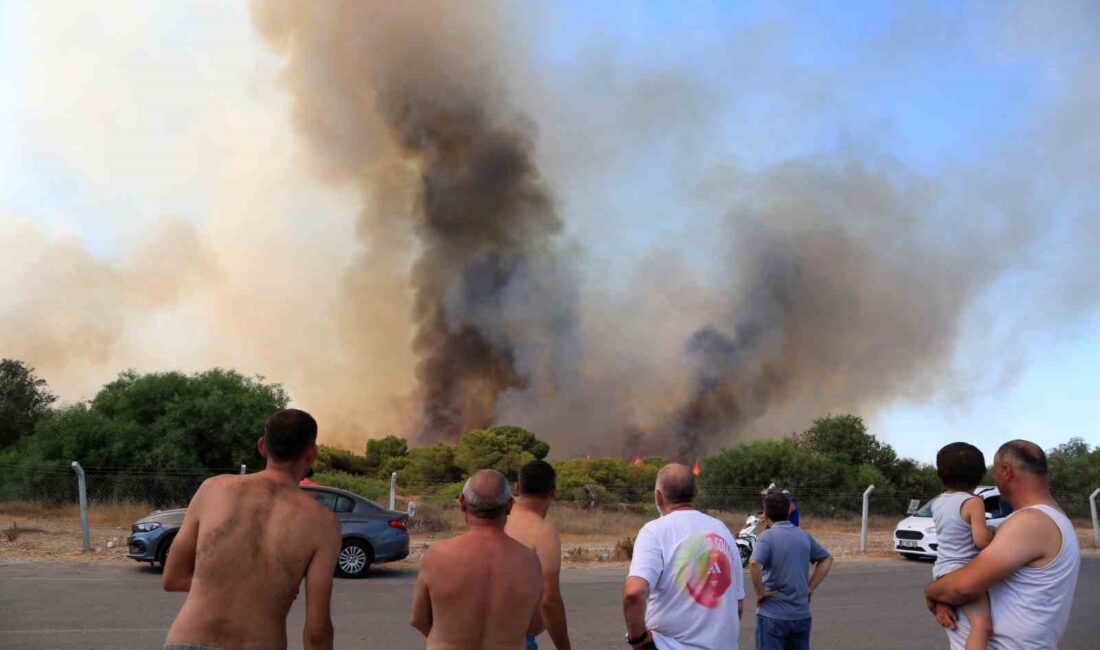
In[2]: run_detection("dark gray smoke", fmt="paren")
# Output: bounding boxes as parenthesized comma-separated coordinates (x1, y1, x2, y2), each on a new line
(252, 0, 572, 439)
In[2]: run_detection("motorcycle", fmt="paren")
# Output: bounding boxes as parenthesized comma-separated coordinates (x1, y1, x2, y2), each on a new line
(734, 513, 761, 567)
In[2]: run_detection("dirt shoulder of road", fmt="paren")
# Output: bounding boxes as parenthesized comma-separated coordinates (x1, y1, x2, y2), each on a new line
(3, 503, 1096, 570)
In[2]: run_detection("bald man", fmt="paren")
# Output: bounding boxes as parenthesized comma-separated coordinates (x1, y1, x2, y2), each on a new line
(926, 440, 1081, 649)
(411, 469, 543, 649)
(623, 464, 745, 649)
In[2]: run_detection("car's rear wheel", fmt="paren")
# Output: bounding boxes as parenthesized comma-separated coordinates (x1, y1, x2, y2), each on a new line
(336, 539, 373, 579)
(156, 534, 176, 570)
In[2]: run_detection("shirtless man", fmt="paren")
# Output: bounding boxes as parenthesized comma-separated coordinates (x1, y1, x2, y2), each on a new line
(925, 440, 1082, 649)
(163, 409, 342, 650)
(411, 469, 543, 649)
(505, 460, 572, 650)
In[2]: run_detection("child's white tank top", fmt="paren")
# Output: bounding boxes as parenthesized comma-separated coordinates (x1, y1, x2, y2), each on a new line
(931, 491, 979, 578)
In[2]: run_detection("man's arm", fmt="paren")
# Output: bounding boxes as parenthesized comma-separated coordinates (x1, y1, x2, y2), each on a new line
(807, 536, 832, 600)
(807, 555, 833, 599)
(162, 478, 212, 591)
(303, 514, 341, 650)
(962, 497, 994, 550)
(622, 577, 650, 647)
(539, 530, 571, 650)
(410, 552, 434, 638)
(749, 560, 775, 602)
(623, 526, 661, 647)
(926, 510, 1051, 607)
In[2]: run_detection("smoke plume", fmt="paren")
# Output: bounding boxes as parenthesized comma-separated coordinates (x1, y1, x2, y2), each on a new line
(252, 0, 573, 439)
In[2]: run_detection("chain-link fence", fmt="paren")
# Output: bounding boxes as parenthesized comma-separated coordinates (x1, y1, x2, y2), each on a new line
(0, 461, 1094, 522)
(0, 461, 242, 510)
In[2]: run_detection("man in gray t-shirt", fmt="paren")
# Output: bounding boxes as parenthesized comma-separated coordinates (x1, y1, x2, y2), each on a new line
(749, 492, 833, 650)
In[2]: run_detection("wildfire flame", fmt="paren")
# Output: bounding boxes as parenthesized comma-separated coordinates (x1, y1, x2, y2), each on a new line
(692, 458, 701, 476)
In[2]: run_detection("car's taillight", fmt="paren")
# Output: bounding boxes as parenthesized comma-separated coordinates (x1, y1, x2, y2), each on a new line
(388, 518, 407, 531)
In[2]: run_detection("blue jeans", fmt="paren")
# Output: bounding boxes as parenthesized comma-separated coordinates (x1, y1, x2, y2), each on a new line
(526, 634, 538, 650)
(755, 615, 812, 650)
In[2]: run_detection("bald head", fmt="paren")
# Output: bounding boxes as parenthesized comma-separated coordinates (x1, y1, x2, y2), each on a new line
(462, 469, 513, 520)
(996, 440, 1049, 477)
(656, 463, 697, 505)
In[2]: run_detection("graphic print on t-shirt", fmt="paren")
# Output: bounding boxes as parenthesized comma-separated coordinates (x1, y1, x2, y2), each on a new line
(672, 532, 733, 609)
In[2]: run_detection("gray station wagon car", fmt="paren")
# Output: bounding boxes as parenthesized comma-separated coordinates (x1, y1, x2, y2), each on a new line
(128, 485, 409, 578)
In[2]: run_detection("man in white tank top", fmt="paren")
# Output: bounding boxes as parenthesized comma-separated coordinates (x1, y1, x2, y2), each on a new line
(925, 440, 1081, 650)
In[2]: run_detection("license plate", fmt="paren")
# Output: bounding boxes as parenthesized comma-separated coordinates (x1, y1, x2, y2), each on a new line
(898, 540, 920, 549)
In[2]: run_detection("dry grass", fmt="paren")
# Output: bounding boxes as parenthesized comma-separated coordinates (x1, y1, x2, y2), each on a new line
(0, 502, 146, 565)
(0, 501, 154, 528)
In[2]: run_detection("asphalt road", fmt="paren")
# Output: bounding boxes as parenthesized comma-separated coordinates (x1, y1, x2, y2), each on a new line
(1, 558, 1097, 649)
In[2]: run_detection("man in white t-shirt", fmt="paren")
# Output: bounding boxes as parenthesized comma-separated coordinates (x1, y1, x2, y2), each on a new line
(623, 463, 745, 649)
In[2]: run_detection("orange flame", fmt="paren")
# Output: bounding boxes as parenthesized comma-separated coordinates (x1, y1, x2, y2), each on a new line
(631, 456, 643, 466)
(692, 458, 701, 476)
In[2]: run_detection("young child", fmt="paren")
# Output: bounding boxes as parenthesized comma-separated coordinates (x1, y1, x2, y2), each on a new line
(933, 442, 995, 650)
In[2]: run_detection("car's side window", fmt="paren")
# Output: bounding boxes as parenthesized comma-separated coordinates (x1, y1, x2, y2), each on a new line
(310, 492, 336, 510)
(983, 495, 1000, 514)
(334, 495, 355, 513)
(984, 495, 1012, 518)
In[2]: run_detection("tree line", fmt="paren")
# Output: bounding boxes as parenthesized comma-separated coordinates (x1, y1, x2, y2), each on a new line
(1, 360, 1096, 515)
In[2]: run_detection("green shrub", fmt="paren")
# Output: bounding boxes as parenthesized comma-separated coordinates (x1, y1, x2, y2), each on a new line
(313, 471, 388, 502)
(315, 445, 373, 476)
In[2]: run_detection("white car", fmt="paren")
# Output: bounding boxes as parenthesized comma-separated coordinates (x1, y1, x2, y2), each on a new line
(893, 486, 1013, 559)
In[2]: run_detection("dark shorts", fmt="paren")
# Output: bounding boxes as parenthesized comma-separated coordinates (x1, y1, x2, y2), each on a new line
(755, 614, 812, 650)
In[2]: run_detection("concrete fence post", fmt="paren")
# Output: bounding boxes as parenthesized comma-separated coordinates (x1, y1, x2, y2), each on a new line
(860, 484, 875, 553)
(70, 462, 91, 552)
(389, 472, 398, 511)
(239, 464, 246, 475)
(1090, 488, 1099, 548)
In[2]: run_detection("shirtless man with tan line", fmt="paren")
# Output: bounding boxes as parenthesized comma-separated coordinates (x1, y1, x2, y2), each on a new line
(411, 469, 543, 649)
(505, 460, 572, 650)
(163, 409, 342, 650)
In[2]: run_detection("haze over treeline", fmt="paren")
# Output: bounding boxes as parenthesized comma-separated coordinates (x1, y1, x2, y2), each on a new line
(1, 1, 1098, 456)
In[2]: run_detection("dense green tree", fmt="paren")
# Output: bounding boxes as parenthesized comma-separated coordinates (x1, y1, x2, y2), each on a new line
(798, 414, 897, 472)
(5, 368, 287, 470)
(1048, 437, 1099, 496)
(453, 425, 550, 479)
(389, 442, 463, 487)
(365, 435, 408, 475)
(0, 359, 57, 448)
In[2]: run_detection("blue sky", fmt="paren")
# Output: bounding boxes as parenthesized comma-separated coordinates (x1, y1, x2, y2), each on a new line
(1, 1, 1097, 463)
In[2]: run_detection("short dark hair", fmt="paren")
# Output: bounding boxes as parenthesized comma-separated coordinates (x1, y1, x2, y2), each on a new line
(936, 442, 987, 491)
(996, 440, 1048, 477)
(263, 409, 318, 462)
(519, 460, 556, 497)
(763, 491, 790, 522)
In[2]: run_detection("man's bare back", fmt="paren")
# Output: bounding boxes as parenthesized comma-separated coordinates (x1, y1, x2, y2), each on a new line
(414, 528, 542, 650)
(505, 508, 562, 636)
(164, 473, 340, 649)
(411, 469, 543, 650)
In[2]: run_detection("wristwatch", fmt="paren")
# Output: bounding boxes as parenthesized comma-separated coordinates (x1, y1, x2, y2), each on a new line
(626, 631, 648, 645)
